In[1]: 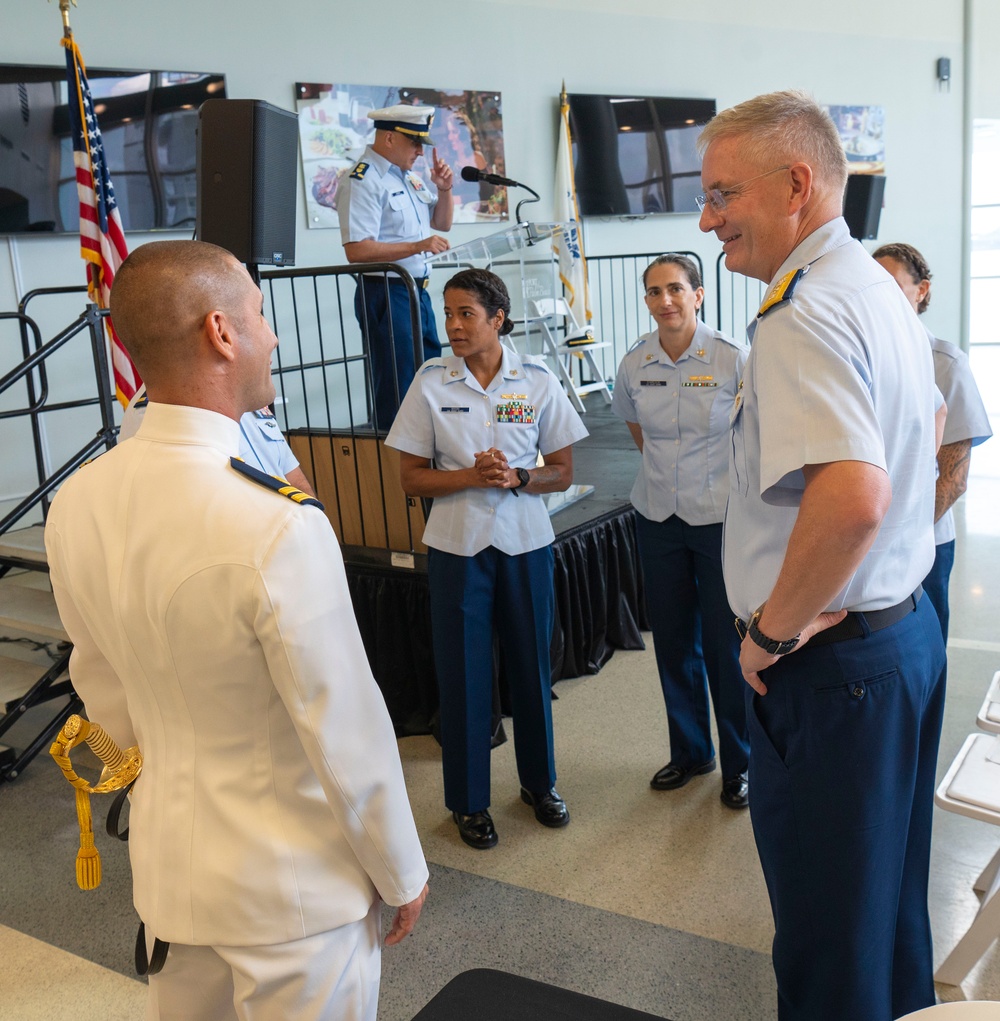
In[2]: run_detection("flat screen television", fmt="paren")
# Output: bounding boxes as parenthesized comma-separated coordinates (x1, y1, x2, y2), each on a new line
(0, 64, 225, 235)
(567, 93, 716, 217)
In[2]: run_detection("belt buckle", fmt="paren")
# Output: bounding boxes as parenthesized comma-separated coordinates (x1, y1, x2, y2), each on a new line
(734, 616, 748, 641)
(421, 277, 430, 290)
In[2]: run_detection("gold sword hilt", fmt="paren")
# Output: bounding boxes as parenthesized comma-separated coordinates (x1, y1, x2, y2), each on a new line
(50, 714, 142, 890)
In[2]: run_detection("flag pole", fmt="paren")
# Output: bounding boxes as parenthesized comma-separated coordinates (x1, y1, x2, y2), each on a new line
(55, 0, 141, 406)
(55, 0, 78, 37)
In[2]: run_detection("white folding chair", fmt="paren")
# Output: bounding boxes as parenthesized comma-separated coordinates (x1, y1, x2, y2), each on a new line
(977, 670, 1000, 735)
(933, 729, 1000, 987)
(528, 298, 612, 414)
(897, 1002, 1000, 1018)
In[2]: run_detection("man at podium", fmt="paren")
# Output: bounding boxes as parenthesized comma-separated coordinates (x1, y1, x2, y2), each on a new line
(338, 104, 455, 429)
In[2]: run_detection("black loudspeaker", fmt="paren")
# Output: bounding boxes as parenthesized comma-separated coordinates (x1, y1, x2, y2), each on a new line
(197, 99, 298, 266)
(843, 174, 885, 241)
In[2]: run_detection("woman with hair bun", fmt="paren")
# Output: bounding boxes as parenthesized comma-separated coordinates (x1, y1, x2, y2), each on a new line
(873, 242, 992, 642)
(612, 254, 750, 809)
(386, 268, 588, 850)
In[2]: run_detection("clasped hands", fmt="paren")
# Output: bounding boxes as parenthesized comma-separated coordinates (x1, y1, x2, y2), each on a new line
(473, 447, 517, 489)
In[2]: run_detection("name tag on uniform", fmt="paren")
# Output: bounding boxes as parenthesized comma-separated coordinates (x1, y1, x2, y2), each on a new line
(440, 406, 469, 413)
(682, 381, 718, 388)
(640, 380, 667, 387)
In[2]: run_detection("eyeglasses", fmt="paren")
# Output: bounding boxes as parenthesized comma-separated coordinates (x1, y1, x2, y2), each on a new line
(695, 165, 790, 213)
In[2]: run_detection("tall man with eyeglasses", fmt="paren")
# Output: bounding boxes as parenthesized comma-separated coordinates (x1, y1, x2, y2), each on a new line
(698, 91, 946, 1021)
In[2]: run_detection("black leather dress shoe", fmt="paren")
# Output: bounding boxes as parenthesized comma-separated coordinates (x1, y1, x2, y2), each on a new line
(720, 772, 750, 810)
(650, 758, 716, 791)
(519, 787, 570, 828)
(452, 810, 498, 849)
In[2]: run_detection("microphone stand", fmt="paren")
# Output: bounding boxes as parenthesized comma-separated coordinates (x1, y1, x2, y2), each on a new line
(514, 186, 541, 231)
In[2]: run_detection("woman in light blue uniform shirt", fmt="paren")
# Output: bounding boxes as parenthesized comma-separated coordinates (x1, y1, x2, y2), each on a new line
(612, 254, 750, 809)
(386, 269, 588, 850)
(873, 242, 992, 643)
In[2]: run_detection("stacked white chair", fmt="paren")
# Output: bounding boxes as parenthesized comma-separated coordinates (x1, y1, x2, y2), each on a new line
(527, 298, 612, 414)
(932, 670, 1000, 987)
(897, 1001, 1000, 1018)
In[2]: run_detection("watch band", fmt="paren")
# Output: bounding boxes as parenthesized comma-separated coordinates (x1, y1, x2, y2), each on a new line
(746, 608, 800, 656)
(515, 467, 530, 490)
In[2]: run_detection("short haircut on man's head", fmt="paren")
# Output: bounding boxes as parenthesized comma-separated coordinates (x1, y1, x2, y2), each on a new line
(110, 240, 251, 377)
(698, 90, 848, 195)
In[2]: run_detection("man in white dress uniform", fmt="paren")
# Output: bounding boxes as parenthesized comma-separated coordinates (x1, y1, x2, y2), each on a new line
(45, 239, 428, 1021)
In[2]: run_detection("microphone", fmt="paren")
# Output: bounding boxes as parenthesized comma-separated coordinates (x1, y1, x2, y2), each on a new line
(461, 166, 521, 188)
(460, 166, 541, 225)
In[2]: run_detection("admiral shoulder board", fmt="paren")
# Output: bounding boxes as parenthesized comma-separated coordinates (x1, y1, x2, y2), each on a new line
(230, 457, 324, 510)
(757, 265, 810, 319)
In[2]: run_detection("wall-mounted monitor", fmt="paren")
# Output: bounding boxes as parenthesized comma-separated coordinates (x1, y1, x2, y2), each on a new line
(567, 93, 716, 217)
(0, 63, 226, 235)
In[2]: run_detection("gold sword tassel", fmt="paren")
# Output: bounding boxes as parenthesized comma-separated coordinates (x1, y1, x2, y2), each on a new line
(50, 715, 142, 890)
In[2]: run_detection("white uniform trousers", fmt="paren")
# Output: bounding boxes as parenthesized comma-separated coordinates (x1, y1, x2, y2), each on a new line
(146, 900, 381, 1021)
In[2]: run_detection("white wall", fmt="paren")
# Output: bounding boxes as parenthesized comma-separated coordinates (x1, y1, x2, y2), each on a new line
(0, 0, 968, 513)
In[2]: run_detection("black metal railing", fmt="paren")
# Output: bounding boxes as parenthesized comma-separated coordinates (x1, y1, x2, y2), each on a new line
(261, 263, 427, 563)
(0, 287, 118, 781)
(1, 290, 118, 535)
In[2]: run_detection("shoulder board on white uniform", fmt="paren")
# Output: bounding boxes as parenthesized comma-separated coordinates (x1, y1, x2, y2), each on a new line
(229, 457, 324, 510)
(757, 265, 809, 319)
(349, 161, 370, 181)
(519, 355, 550, 373)
(419, 357, 451, 374)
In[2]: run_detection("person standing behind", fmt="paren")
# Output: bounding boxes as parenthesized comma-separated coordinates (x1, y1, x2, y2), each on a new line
(45, 240, 428, 1021)
(338, 105, 454, 430)
(120, 383, 318, 499)
(386, 269, 588, 851)
(612, 254, 750, 809)
(698, 92, 946, 1021)
(873, 242, 992, 642)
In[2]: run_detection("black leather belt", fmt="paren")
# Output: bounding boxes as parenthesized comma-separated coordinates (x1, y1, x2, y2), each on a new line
(737, 587, 922, 650)
(383, 276, 430, 289)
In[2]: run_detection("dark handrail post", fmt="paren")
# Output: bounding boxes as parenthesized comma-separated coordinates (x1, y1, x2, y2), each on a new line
(86, 303, 118, 457)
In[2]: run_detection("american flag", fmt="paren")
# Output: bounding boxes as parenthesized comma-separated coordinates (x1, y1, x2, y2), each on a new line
(63, 35, 139, 406)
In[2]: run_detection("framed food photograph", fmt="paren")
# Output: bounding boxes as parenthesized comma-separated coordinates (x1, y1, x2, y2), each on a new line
(822, 104, 885, 174)
(295, 82, 507, 229)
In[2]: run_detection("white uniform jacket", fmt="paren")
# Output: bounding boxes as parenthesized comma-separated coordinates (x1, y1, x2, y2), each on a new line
(45, 403, 428, 946)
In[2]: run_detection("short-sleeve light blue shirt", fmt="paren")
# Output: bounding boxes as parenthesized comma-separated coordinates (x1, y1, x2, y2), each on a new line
(926, 326, 992, 544)
(386, 347, 589, 556)
(337, 145, 437, 280)
(724, 218, 938, 619)
(121, 389, 299, 479)
(612, 319, 747, 526)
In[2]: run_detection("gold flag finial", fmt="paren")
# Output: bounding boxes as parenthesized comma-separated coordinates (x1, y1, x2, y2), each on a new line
(52, 0, 78, 37)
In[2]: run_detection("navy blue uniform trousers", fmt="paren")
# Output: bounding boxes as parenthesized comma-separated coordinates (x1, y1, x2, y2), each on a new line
(428, 545, 557, 814)
(354, 278, 441, 430)
(635, 514, 749, 778)
(748, 594, 946, 1021)
(922, 538, 955, 644)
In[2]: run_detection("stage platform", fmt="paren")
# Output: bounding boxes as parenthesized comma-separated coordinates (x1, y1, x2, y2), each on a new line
(342, 401, 649, 735)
